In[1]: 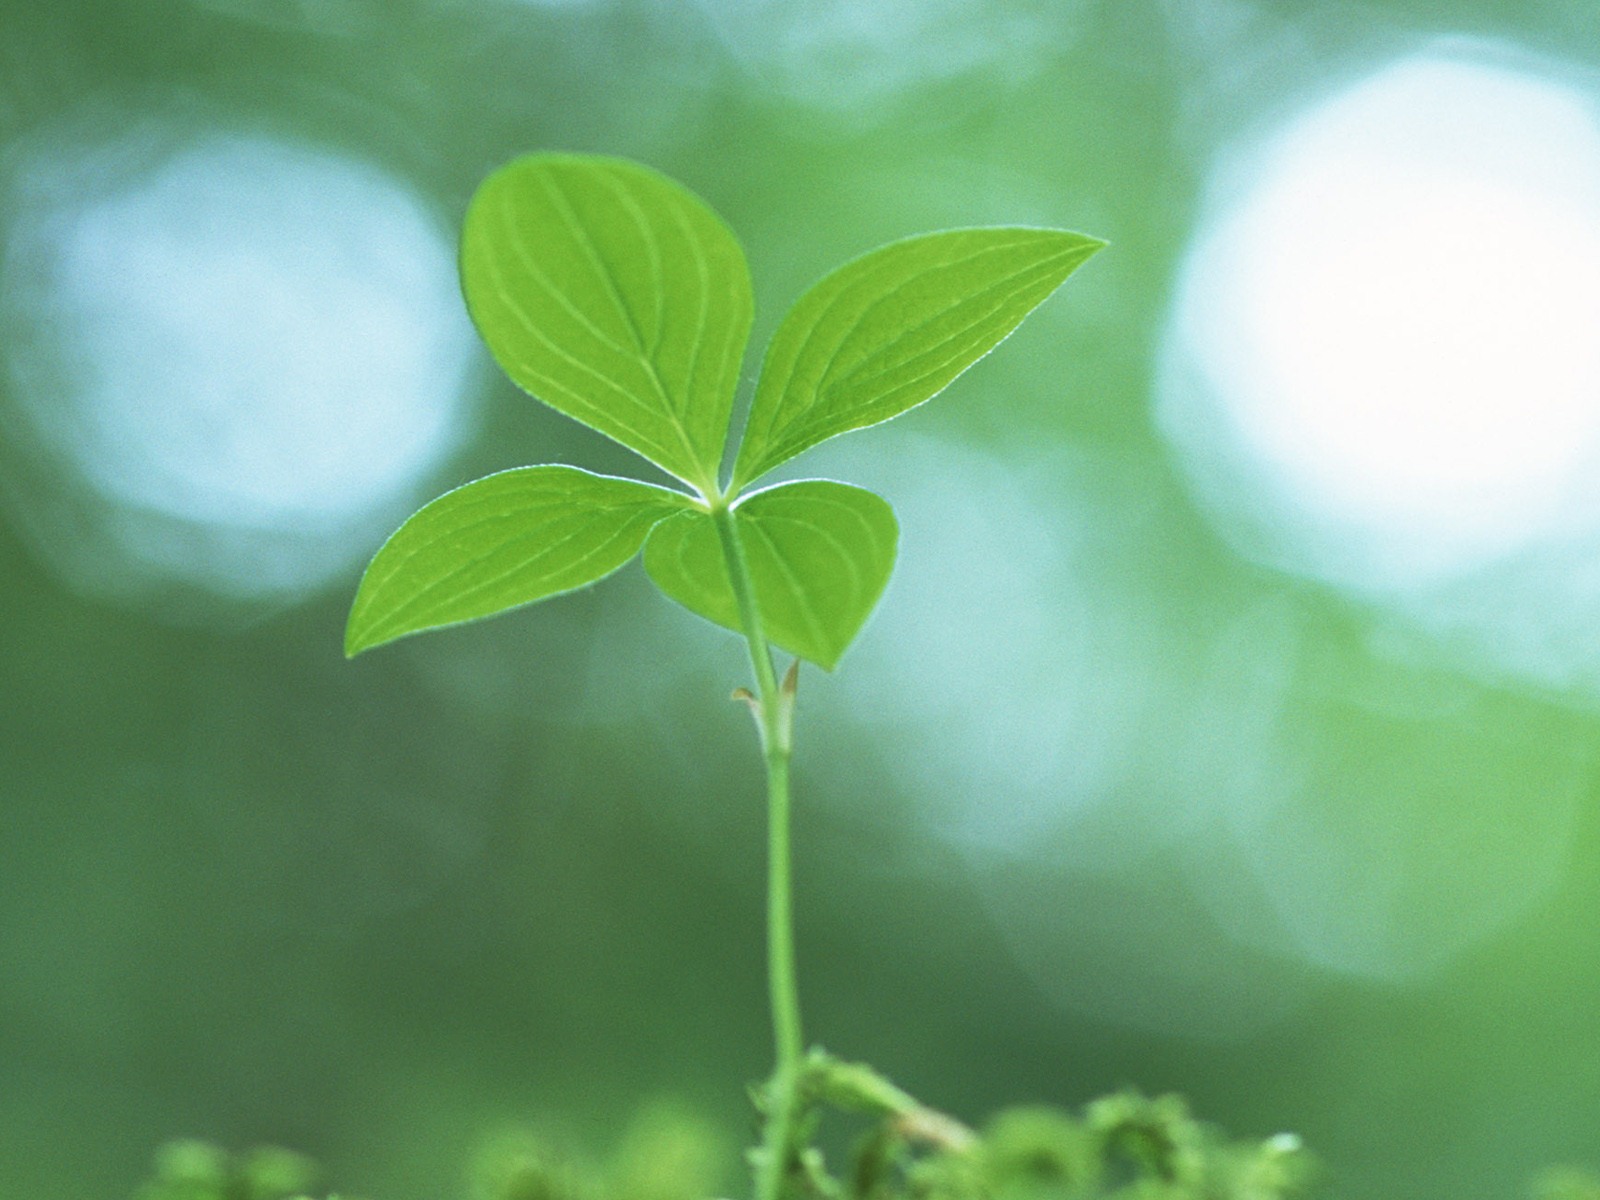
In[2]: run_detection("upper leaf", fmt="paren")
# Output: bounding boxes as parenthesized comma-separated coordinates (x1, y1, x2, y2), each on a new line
(461, 155, 754, 494)
(732, 227, 1105, 487)
(346, 465, 691, 656)
(642, 480, 897, 671)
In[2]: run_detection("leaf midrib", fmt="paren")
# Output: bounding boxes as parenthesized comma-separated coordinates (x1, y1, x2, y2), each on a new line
(541, 166, 712, 487)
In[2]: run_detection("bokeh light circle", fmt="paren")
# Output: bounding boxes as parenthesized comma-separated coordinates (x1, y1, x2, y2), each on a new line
(0, 125, 478, 609)
(1161, 48, 1600, 591)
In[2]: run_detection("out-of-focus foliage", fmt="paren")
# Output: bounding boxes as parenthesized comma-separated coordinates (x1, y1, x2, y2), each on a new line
(135, 1140, 341, 1200)
(464, 1087, 1312, 1200)
(176, 1088, 1300, 1200)
(1535, 1169, 1600, 1200)
(471, 1103, 729, 1200)
(135, 1111, 1600, 1200)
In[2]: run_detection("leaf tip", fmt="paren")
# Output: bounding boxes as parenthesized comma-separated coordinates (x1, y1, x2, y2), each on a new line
(342, 621, 372, 660)
(1050, 229, 1109, 261)
(343, 599, 390, 659)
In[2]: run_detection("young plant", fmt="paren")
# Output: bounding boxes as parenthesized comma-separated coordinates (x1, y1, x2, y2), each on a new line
(344, 154, 1104, 1200)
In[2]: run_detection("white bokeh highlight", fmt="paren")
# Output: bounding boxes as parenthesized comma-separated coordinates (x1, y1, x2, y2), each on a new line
(0, 130, 477, 604)
(1162, 49, 1600, 590)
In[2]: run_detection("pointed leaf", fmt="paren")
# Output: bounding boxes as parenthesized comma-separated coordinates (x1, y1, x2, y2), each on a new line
(346, 466, 691, 656)
(732, 227, 1104, 487)
(461, 155, 754, 493)
(643, 480, 897, 670)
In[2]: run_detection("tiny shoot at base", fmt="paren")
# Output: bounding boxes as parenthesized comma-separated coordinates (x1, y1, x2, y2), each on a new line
(345, 153, 1105, 1200)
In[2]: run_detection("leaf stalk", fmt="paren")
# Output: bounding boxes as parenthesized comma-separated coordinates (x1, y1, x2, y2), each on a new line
(710, 498, 804, 1200)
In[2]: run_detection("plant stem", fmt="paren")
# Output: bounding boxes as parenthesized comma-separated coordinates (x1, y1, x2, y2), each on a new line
(763, 747, 802, 1085)
(709, 499, 804, 1200)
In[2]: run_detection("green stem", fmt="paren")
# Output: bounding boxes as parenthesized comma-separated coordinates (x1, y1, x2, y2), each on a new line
(710, 499, 804, 1200)
(763, 750, 802, 1086)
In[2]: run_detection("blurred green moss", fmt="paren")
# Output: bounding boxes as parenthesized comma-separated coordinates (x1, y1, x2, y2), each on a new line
(471, 1101, 733, 1200)
(1534, 1168, 1600, 1200)
(135, 1140, 337, 1200)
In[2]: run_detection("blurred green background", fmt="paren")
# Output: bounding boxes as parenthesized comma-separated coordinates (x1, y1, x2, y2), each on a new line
(7, 1, 1600, 1197)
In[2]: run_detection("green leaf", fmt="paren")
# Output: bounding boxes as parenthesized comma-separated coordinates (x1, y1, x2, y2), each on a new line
(732, 227, 1104, 487)
(346, 466, 691, 656)
(461, 154, 753, 493)
(643, 480, 897, 670)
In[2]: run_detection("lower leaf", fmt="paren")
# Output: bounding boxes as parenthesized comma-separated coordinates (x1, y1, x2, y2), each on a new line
(346, 465, 691, 656)
(642, 479, 897, 671)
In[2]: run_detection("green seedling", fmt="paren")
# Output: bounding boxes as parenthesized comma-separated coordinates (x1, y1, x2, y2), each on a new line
(344, 153, 1104, 1200)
